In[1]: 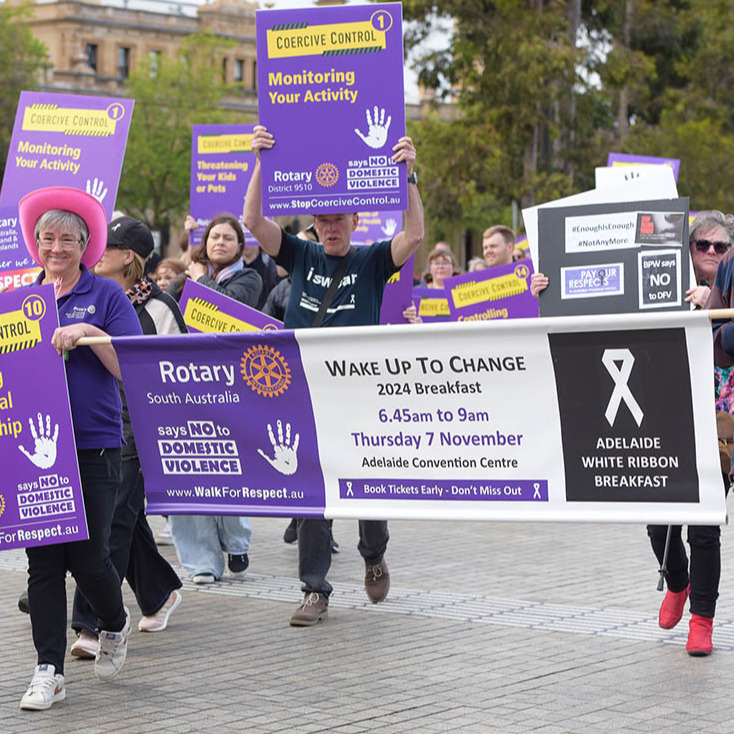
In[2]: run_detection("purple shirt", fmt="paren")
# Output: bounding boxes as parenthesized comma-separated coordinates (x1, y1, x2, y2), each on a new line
(33, 266, 142, 448)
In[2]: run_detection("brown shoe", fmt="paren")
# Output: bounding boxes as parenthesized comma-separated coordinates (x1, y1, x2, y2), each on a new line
(364, 560, 390, 603)
(290, 593, 328, 627)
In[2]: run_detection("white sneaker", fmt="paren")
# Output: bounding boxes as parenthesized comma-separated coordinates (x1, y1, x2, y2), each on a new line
(70, 628, 98, 659)
(155, 518, 174, 546)
(94, 611, 130, 682)
(192, 573, 216, 584)
(138, 590, 182, 632)
(20, 664, 65, 710)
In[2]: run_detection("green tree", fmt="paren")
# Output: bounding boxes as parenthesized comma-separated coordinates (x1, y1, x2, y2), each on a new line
(118, 33, 245, 232)
(0, 3, 48, 180)
(400, 0, 599, 253)
(618, 0, 734, 210)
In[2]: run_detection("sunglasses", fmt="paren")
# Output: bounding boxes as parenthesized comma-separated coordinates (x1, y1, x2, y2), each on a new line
(693, 239, 730, 255)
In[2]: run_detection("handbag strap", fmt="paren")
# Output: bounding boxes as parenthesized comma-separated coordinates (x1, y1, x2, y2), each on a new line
(312, 246, 355, 327)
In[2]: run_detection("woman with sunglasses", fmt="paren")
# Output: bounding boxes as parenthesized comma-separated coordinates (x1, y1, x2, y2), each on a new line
(686, 211, 733, 307)
(530, 210, 732, 656)
(648, 210, 733, 656)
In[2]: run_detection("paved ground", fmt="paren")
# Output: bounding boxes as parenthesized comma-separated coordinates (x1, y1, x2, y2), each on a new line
(3, 508, 734, 733)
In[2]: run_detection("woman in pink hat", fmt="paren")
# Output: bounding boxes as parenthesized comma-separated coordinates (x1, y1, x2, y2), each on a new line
(17, 187, 142, 711)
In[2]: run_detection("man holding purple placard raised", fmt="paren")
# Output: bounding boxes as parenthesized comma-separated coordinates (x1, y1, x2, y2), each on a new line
(244, 124, 424, 626)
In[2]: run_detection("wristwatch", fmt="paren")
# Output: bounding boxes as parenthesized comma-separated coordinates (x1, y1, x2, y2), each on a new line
(407, 172, 418, 185)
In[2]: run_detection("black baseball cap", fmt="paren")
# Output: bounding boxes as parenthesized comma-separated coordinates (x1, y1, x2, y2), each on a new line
(107, 216, 154, 258)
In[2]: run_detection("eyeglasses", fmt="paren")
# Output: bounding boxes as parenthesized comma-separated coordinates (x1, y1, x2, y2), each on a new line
(693, 239, 730, 255)
(37, 235, 82, 251)
(431, 260, 453, 268)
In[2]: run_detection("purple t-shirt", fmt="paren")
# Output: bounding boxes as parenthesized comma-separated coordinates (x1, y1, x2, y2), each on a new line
(33, 266, 142, 448)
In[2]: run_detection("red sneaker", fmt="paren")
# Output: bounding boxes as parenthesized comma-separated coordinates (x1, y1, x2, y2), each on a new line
(658, 585, 689, 629)
(687, 614, 713, 656)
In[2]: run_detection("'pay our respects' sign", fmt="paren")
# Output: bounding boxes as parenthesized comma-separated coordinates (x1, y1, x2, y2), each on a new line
(256, 3, 408, 215)
(0, 286, 87, 551)
(114, 311, 724, 525)
(537, 198, 691, 317)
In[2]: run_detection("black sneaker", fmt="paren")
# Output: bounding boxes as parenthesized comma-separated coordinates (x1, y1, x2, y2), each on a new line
(283, 519, 298, 544)
(228, 553, 249, 577)
(18, 589, 30, 614)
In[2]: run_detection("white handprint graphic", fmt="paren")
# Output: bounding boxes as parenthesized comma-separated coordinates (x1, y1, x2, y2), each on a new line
(86, 177, 108, 203)
(354, 106, 391, 149)
(381, 218, 398, 236)
(257, 420, 299, 476)
(18, 413, 59, 470)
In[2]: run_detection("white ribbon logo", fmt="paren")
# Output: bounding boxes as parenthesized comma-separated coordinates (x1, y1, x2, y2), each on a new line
(602, 348, 644, 427)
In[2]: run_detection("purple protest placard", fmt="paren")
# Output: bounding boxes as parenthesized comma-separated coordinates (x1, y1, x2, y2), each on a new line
(115, 330, 325, 517)
(180, 278, 282, 334)
(0, 285, 88, 551)
(444, 261, 539, 322)
(353, 210, 403, 245)
(189, 124, 256, 248)
(607, 152, 680, 183)
(0, 92, 134, 221)
(380, 252, 413, 325)
(256, 3, 407, 216)
(0, 204, 38, 291)
(412, 286, 450, 323)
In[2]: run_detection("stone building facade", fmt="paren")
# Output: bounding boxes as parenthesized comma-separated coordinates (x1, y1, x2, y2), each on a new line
(18, 0, 259, 114)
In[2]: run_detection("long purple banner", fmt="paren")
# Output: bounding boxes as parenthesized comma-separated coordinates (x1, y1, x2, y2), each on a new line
(114, 313, 725, 524)
(0, 285, 87, 551)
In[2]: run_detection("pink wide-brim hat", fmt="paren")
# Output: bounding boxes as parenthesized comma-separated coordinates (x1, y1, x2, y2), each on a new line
(18, 186, 108, 268)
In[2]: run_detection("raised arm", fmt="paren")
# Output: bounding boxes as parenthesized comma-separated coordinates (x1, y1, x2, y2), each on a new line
(389, 137, 424, 268)
(243, 125, 283, 258)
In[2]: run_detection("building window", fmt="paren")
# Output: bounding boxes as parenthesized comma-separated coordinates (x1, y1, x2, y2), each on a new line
(222, 57, 228, 83)
(149, 50, 161, 78)
(118, 46, 131, 81)
(252, 60, 257, 89)
(85, 43, 98, 71)
(234, 59, 244, 83)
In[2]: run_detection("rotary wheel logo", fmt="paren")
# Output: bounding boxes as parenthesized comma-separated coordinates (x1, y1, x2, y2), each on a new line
(316, 162, 339, 187)
(240, 345, 292, 397)
(0, 494, 5, 518)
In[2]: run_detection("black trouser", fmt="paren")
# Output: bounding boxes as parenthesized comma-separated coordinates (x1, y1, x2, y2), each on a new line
(298, 518, 388, 599)
(647, 474, 729, 619)
(26, 449, 127, 675)
(72, 457, 182, 633)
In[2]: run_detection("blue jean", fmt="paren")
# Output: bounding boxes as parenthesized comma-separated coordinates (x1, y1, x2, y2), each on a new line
(170, 514, 252, 579)
(298, 519, 388, 599)
(72, 457, 182, 633)
(26, 448, 127, 675)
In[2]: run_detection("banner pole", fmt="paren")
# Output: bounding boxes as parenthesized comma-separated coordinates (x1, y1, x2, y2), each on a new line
(76, 336, 113, 346)
(74, 310, 734, 349)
